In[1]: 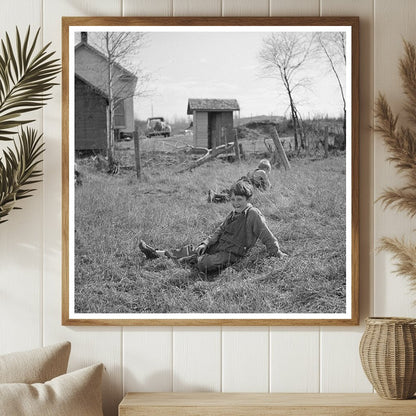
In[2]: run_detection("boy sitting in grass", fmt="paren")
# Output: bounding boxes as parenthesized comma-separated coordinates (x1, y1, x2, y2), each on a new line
(208, 159, 272, 203)
(139, 180, 287, 274)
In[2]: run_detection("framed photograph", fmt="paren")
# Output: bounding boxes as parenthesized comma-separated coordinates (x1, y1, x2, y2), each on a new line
(62, 17, 359, 326)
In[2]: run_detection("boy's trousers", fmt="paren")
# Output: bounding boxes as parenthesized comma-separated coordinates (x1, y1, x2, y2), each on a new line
(169, 243, 241, 274)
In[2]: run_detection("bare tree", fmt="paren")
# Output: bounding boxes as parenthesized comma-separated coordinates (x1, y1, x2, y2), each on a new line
(259, 32, 315, 151)
(87, 32, 150, 164)
(317, 32, 346, 148)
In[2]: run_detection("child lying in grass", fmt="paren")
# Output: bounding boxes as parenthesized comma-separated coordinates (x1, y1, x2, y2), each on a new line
(139, 180, 287, 274)
(208, 159, 272, 203)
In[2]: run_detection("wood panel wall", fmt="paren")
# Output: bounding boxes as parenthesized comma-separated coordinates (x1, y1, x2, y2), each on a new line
(194, 111, 208, 147)
(2, 1, 416, 416)
(75, 77, 108, 150)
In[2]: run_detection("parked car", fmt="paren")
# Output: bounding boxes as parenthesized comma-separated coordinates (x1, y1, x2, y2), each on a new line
(145, 117, 171, 138)
(119, 132, 133, 141)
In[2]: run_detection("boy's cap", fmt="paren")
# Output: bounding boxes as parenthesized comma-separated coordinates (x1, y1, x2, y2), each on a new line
(230, 180, 253, 198)
(258, 159, 272, 171)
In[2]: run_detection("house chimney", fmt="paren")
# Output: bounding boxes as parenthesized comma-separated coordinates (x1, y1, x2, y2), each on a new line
(81, 32, 88, 43)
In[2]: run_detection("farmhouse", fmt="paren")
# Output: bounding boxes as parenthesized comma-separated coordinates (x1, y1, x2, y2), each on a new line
(75, 74, 108, 151)
(74, 32, 137, 151)
(187, 98, 240, 149)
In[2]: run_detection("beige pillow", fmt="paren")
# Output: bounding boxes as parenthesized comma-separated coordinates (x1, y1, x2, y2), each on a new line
(0, 363, 104, 416)
(0, 342, 71, 384)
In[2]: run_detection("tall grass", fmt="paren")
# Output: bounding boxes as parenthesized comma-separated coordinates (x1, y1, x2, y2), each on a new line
(75, 150, 346, 314)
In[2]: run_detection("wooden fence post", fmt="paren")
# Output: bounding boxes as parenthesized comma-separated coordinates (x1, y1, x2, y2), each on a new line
(324, 126, 329, 158)
(272, 128, 291, 170)
(234, 129, 241, 163)
(133, 130, 141, 179)
(239, 143, 245, 160)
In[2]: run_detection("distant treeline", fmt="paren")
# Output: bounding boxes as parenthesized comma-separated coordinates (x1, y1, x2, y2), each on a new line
(134, 114, 343, 137)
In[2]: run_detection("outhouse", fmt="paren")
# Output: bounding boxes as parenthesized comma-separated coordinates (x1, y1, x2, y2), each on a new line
(187, 99, 240, 149)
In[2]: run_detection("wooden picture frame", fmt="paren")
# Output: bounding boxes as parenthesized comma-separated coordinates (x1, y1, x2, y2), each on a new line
(62, 16, 359, 326)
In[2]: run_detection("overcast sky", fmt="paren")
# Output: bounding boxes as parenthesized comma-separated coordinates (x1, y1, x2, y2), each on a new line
(78, 30, 347, 122)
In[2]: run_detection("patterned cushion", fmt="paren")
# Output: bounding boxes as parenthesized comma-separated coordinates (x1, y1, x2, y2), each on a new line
(0, 364, 104, 416)
(0, 342, 71, 384)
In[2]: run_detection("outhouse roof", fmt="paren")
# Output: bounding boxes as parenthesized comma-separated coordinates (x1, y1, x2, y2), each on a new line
(187, 98, 240, 114)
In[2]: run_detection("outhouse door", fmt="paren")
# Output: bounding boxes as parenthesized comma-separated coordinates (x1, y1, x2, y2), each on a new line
(208, 112, 222, 149)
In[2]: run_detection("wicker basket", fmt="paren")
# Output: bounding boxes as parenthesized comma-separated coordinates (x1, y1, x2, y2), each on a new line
(359, 317, 416, 399)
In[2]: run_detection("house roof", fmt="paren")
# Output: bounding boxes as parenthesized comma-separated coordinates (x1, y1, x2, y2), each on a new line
(75, 73, 108, 99)
(75, 40, 138, 80)
(187, 98, 240, 114)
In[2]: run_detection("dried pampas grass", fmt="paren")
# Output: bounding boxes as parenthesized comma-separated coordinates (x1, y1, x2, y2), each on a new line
(375, 40, 416, 294)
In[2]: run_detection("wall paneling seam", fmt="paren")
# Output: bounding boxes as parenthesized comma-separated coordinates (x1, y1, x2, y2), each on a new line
(371, 3, 376, 395)
(41, 0, 45, 349)
(220, 327, 223, 391)
(171, 327, 174, 391)
(268, 327, 271, 392)
(121, 329, 125, 395)
(319, 330, 323, 392)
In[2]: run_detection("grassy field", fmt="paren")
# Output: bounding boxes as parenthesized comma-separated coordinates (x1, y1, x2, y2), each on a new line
(74, 143, 346, 314)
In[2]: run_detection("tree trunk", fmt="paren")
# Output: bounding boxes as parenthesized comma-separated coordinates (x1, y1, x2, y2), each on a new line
(178, 143, 235, 173)
(290, 103, 298, 150)
(106, 105, 111, 159)
(342, 107, 347, 150)
(288, 90, 304, 151)
(108, 102, 115, 165)
(106, 34, 115, 165)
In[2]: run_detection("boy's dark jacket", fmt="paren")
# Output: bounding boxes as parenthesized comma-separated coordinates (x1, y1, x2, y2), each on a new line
(202, 203, 281, 256)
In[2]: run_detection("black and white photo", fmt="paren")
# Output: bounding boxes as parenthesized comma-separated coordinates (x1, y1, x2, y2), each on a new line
(62, 17, 359, 325)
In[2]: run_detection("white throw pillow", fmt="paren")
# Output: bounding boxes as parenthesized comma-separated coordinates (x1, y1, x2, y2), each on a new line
(0, 341, 71, 384)
(0, 363, 104, 416)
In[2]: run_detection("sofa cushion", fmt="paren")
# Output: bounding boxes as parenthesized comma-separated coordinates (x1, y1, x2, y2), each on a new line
(0, 363, 104, 416)
(0, 342, 71, 384)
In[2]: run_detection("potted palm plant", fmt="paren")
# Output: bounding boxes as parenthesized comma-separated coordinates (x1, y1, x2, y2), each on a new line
(0, 27, 60, 223)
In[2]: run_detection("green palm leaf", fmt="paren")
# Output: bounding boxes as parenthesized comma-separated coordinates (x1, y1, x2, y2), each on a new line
(0, 127, 45, 223)
(0, 26, 59, 224)
(0, 27, 60, 141)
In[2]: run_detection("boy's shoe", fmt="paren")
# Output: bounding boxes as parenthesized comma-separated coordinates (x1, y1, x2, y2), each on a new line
(138, 240, 159, 259)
